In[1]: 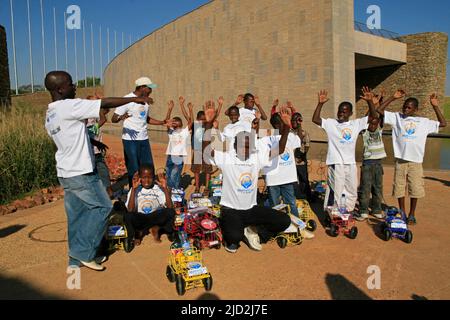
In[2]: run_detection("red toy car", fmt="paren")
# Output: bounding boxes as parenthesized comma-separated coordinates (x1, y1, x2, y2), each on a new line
(325, 206, 358, 239)
(184, 207, 222, 250)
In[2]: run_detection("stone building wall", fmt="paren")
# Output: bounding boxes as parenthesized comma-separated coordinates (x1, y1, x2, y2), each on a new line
(0, 25, 11, 108)
(356, 32, 448, 119)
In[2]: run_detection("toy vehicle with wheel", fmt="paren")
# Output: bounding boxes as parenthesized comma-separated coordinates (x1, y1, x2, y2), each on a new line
(311, 180, 327, 200)
(271, 204, 305, 248)
(381, 206, 413, 243)
(296, 199, 317, 232)
(165, 245, 213, 296)
(325, 206, 358, 239)
(184, 207, 222, 250)
(171, 188, 186, 208)
(104, 201, 135, 253)
(188, 193, 213, 209)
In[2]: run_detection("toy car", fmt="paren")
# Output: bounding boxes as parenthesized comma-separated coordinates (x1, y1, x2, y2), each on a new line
(104, 201, 135, 253)
(271, 204, 305, 248)
(171, 188, 186, 208)
(188, 193, 213, 209)
(296, 199, 318, 232)
(184, 207, 222, 250)
(165, 245, 213, 296)
(311, 180, 327, 200)
(325, 206, 358, 239)
(381, 207, 413, 243)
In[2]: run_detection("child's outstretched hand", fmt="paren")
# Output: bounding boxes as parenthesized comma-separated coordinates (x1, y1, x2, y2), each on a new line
(280, 106, 292, 128)
(156, 172, 168, 190)
(187, 102, 193, 112)
(393, 89, 406, 99)
(235, 94, 244, 106)
(318, 90, 329, 104)
(360, 86, 374, 102)
(205, 101, 216, 122)
(430, 93, 440, 107)
(179, 96, 185, 105)
(254, 96, 261, 107)
(217, 96, 224, 106)
(132, 172, 141, 190)
(168, 100, 174, 110)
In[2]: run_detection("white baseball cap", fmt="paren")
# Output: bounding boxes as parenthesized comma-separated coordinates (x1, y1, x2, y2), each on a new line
(135, 77, 157, 89)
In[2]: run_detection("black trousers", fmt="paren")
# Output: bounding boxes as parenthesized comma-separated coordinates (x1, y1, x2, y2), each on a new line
(123, 208, 175, 238)
(220, 206, 291, 246)
(295, 164, 312, 201)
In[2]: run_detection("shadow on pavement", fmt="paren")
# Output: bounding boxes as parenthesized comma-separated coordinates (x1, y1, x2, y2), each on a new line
(0, 224, 27, 238)
(424, 176, 450, 187)
(325, 273, 372, 300)
(197, 292, 221, 300)
(0, 272, 62, 300)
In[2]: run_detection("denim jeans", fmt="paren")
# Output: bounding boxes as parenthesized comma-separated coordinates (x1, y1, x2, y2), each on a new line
(295, 164, 312, 201)
(165, 155, 184, 190)
(95, 153, 111, 189)
(123, 139, 154, 187)
(268, 183, 299, 216)
(359, 161, 384, 215)
(58, 173, 113, 266)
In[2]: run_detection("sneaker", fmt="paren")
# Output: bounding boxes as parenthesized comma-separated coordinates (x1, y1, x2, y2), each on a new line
(355, 213, 369, 222)
(407, 215, 417, 225)
(243, 227, 262, 251)
(371, 212, 385, 219)
(80, 260, 106, 271)
(224, 243, 239, 254)
(302, 230, 315, 240)
(95, 256, 108, 264)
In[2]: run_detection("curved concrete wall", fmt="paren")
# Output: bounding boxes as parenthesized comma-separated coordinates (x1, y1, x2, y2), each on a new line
(0, 25, 11, 108)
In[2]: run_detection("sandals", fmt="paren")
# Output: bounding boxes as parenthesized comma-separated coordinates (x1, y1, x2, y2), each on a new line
(407, 215, 417, 225)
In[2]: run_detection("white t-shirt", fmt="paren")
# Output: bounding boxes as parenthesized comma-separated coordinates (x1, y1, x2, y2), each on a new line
(239, 107, 256, 127)
(221, 120, 252, 141)
(166, 126, 190, 156)
(321, 117, 368, 165)
(126, 184, 166, 214)
(384, 111, 440, 163)
(114, 92, 149, 141)
(45, 99, 101, 178)
(261, 133, 301, 186)
(211, 145, 270, 210)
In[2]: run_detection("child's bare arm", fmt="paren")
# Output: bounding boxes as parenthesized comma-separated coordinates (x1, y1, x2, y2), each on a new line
(156, 173, 173, 208)
(165, 100, 174, 121)
(312, 90, 329, 126)
(179, 96, 190, 122)
(127, 172, 140, 213)
(377, 89, 405, 116)
(254, 96, 268, 121)
(430, 93, 447, 128)
(360, 86, 378, 120)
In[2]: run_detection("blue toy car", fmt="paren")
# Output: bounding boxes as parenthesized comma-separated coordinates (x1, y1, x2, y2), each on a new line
(382, 207, 413, 243)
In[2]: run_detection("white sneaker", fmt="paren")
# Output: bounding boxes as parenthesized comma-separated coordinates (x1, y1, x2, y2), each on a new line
(95, 256, 108, 264)
(355, 213, 369, 221)
(80, 260, 106, 271)
(371, 212, 384, 219)
(302, 230, 315, 240)
(244, 227, 262, 251)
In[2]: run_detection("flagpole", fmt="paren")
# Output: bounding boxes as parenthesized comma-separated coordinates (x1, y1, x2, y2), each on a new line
(83, 21, 87, 87)
(107, 27, 110, 64)
(99, 26, 103, 85)
(40, 0, 46, 89)
(74, 29, 78, 85)
(27, 0, 34, 93)
(53, 7, 58, 70)
(9, 0, 18, 95)
(64, 12, 68, 71)
(122, 32, 124, 51)
(91, 23, 94, 87)
(114, 30, 117, 56)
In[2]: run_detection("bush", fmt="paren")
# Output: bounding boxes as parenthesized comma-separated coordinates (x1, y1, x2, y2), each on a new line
(0, 101, 58, 204)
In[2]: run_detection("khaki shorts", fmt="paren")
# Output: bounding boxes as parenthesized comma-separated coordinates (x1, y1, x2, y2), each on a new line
(393, 160, 425, 199)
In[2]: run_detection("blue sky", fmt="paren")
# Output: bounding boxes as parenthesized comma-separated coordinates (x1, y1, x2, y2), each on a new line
(1, 0, 449, 94)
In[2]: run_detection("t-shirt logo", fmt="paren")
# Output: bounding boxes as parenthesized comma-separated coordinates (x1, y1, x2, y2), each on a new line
(404, 122, 416, 136)
(280, 152, 290, 162)
(239, 173, 253, 190)
(139, 106, 146, 120)
(341, 128, 352, 141)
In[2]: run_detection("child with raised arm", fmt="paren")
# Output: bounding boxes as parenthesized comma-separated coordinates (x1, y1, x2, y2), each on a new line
(227, 93, 268, 127)
(377, 91, 447, 225)
(164, 98, 192, 190)
(312, 90, 377, 213)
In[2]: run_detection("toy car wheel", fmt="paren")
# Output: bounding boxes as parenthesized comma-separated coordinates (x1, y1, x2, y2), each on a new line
(276, 237, 288, 249)
(348, 226, 358, 239)
(214, 242, 221, 250)
(384, 229, 392, 241)
(329, 224, 339, 237)
(306, 219, 317, 232)
(175, 274, 186, 296)
(123, 235, 135, 253)
(324, 215, 331, 227)
(166, 265, 176, 283)
(404, 230, 413, 244)
(203, 275, 213, 291)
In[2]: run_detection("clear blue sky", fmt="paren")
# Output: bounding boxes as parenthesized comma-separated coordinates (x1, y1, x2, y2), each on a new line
(1, 0, 449, 94)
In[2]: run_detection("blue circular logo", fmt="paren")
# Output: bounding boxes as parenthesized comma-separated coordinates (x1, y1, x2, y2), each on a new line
(240, 173, 253, 190)
(280, 152, 290, 161)
(342, 128, 352, 141)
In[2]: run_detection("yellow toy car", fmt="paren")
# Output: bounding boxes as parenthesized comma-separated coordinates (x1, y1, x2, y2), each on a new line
(104, 202, 135, 253)
(165, 245, 213, 296)
(296, 199, 318, 232)
(272, 204, 304, 249)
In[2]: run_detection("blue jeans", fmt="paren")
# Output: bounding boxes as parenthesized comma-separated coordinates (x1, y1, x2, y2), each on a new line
(95, 153, 111, 189)
(58, 173, 113, 266)
(166, 155, 184, 189)
(123, 139, 154, 187)
(268, 183, 299, 216)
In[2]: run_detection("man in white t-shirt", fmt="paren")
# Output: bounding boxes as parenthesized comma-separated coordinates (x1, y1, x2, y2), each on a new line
(377, 91, 447, 225)
(260, 112, 301, 217)
(205, 106, 291, 253)
(44, 71, 152, 271)
(112, 77, 171, 187)
(312, 90, 377, 213)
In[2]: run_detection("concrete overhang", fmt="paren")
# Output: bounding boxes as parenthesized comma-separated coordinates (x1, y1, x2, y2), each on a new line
(354, 30, 407, 70)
